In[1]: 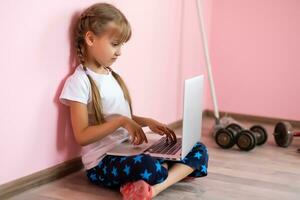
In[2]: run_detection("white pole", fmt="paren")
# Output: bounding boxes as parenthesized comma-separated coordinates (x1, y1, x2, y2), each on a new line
(196, 0, 220, 120)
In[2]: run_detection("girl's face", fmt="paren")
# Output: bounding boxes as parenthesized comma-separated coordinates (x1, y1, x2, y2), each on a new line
(85, 22, 124, 67)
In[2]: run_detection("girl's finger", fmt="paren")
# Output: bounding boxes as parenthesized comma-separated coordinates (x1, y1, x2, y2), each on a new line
(166, 127, 177, 142)
(158, 126, 168, 135)
(158, 126, 173, 142)
(156, 126, 174, 144)
(131, 134, 137, 144)
(161, 126, 176, 143)
(155, 128, 164, 135)
(155, 126, 165, 135)
(134, 134, 139, 144)
(129, 135, 134, 144)
(135, 131, 142, 145)
(164, 127, 175, 143)
(140, 129, 148, 143)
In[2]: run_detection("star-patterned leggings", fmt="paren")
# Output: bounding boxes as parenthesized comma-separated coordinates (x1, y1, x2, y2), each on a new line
(86, 142, 208, 189)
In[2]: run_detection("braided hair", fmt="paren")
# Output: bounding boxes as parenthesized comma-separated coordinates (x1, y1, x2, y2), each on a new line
(74, 3, 133, 124)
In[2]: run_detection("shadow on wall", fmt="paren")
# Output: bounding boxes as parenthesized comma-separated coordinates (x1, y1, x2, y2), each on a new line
(54, 11, 82, 159)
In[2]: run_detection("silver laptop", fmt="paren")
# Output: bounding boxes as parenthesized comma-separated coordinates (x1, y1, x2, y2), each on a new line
(106, 75, 204, 161)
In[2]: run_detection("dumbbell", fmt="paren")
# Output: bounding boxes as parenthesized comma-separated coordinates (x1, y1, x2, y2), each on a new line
(215, 121, 268, 151)
(215, 123, 241, 149)
(273, 121, 300, 147)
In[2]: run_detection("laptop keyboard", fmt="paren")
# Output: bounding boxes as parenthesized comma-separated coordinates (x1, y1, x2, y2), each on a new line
(147, 137, 182, 155)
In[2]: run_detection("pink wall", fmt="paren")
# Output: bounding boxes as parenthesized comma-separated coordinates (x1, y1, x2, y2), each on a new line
(0, 0, 187, 185)
(178, 0, 212, 118)
(206, 0, 300, 121)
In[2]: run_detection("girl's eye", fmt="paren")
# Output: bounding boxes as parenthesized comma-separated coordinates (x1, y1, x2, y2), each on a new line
(112, 43, 120, 47)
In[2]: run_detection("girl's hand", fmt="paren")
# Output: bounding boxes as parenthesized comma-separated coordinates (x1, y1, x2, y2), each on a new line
(147, 119, 177, 143)
(121, 116, 148, 145)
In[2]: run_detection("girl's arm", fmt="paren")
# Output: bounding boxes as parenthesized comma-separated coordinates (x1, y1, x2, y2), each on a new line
(132, 115, 152, 127)
(69, 100, 126, 146)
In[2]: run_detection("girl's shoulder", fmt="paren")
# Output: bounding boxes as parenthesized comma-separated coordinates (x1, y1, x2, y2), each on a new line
(59, 65, 91, 106)
(62, 65, 92, 96)
(67, 64, 91, 86)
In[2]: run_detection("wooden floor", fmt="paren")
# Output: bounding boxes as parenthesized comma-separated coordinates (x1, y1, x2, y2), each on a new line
(7, 117, 300, 200)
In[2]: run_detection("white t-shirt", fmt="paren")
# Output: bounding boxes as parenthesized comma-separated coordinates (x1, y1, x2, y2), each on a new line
(59, 64, 131, 170)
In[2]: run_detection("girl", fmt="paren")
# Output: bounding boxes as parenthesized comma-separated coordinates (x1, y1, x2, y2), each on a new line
(59, 3, 209, 200)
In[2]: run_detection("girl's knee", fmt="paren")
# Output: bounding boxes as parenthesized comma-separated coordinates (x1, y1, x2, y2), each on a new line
(186, 142, 209, 166)
(194, 142, 209, 154)
(195, 142, 207, 149)
(198, 143, 209, 162)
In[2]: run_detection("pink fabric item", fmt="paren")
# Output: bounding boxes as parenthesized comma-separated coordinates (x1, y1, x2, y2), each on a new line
(120, 180, 153, 200)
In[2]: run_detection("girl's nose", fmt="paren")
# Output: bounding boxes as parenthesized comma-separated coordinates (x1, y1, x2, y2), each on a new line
(115, 48, 121, 56)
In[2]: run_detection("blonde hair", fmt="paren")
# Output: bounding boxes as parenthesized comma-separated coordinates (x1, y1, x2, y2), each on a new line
(75, 3, 133, 124)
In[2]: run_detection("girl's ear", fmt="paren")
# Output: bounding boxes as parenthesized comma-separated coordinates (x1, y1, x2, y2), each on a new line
(85, 31, 95, 46)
